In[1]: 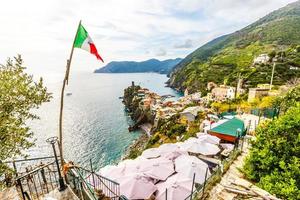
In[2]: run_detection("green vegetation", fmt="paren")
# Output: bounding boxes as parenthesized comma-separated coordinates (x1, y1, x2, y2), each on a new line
(168, 1, 300, 93)
(144, 112, 204, 149)
(0, 55, 51, 175)
(243, 86, 300, 199)
(274, 84, 300, 114)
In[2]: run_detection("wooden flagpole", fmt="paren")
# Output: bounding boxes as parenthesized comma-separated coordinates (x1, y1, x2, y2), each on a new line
(58, 20, 81, 166)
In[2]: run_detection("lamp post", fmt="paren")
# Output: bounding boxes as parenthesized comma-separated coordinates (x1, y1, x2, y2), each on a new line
(46, 136, 66, 191)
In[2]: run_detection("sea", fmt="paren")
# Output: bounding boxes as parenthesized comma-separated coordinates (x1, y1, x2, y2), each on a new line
(26, 72, 181, 170)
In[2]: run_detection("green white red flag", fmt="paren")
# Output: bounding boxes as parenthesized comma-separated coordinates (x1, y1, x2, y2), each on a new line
(74, 24, 104, 62)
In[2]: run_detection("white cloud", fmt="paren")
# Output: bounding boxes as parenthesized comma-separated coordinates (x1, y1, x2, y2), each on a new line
(0, 0, 297, 83)
(155, 48, 167, 56)
(174, 39, 193, 49)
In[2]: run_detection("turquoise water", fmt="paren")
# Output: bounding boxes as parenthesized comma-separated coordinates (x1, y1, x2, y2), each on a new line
(28, 73, 181, 170)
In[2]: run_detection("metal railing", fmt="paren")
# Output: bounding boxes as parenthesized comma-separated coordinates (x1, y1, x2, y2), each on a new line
(182, 137, 245, 200)
(3, 136, 66, 200)
(66, 162, 121, 200)
(15, 160, 60, 200)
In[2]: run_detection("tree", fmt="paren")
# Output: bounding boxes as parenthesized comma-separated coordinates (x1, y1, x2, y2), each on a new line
(238, 101, 251, 113)
(0, 55, 52, 175)
(258, 96, 275, 110)
(211, 102, 222, 113)
(243, 104, 300, 199)
(275, 84, 300, 114)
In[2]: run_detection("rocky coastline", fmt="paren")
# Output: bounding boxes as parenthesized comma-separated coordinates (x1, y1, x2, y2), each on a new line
(121, 82, 155, 159)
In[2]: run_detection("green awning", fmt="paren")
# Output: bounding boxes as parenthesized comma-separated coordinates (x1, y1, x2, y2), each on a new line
(210, 117, 246, 137)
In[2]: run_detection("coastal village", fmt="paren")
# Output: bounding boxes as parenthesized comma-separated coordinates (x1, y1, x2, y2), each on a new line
(108, 68, 285, 199)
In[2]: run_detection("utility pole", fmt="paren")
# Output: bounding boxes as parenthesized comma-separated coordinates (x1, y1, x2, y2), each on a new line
(235, 72, 241, 99)
(269, 62, 275, 91)
(270, 48, 283, 90)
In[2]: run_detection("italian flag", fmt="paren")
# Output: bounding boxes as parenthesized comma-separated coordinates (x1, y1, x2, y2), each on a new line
(74, 24, 104, 62)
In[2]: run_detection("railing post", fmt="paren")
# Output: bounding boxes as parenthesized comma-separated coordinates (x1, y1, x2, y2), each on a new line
(17, 178, 26, 200)
(46, 137, 66, 191)
(241, 136, 244, 152)
(190, 173, 195, 200)
(201, 168, 208, 199)
(13, 161, 26, 200)
(90, 159, 96, 191)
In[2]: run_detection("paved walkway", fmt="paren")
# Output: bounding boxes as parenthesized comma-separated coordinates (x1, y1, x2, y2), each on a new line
(206, 142, 280, 200)
(0, 186, 21, 200)
(42, 186, 79, 200)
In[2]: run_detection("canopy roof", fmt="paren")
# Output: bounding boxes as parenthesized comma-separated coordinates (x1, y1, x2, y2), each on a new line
(210, 117, 246, 137)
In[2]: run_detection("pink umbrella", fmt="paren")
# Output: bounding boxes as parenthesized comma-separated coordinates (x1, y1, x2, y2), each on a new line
(197, 133, 220, 145)
(181, 138, 220, 155)
(140, 157, 175, 181)
(220, 143, 234, 151)
(118, 157, 146, 175)
(155, 174, 194, 200)
(175, 155, 210, 184)
(119, 174, 157, 199)
(98, 165, 125, 181)
(161, 149, 189, 161)
(158, 143, 180, 154)
(141, 148, 161, 159)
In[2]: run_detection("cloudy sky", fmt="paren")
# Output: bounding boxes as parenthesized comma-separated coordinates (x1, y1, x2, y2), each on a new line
(0, 0, 296, 82)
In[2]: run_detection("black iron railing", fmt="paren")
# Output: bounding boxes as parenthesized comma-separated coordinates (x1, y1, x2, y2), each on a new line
(66, 164, 121, 200)
(15, 160, 60, 200)
(182, 136, 245, 200)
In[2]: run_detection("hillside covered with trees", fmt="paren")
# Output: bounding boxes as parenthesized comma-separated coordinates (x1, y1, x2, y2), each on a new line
(168, 1, 300, 94)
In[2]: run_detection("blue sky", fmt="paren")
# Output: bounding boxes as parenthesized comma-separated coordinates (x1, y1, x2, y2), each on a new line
(0, 0, 296, 83)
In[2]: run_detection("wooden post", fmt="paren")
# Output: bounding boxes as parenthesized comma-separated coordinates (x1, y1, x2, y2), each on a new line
(58, 20, 81, 166)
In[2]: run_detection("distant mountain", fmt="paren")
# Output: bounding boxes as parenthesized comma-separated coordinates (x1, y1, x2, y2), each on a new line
(94, 58, 182, 74)
(168, 1, 300, 93)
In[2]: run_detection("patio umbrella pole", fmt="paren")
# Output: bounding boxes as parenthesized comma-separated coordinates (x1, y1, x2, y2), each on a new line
(165, 188, 167, 200)
(190, 173, 195, 200)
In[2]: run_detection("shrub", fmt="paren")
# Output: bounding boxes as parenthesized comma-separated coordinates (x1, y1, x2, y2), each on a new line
(146, 134, 160, 147)
(243, 104, 300, 199)
(166, 124, 186, 137)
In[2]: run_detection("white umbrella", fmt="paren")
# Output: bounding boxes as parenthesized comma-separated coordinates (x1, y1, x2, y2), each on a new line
(158, 143, 180, 154)
(140, 157, 175, 181)
(161, 149, 188, 161)
(118, 157, 146, 175)
(98, 165, 125, 181)
(197, 134, 220, 145)
(119, 174, 157, 199)
(155, 174, 194, 200)
(196, 132, 206, 136)
(141, 148, 161, 159)
(175, 155, 210, 184)
(181, 138, 220, 155)
(220, 143, 234, 151)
